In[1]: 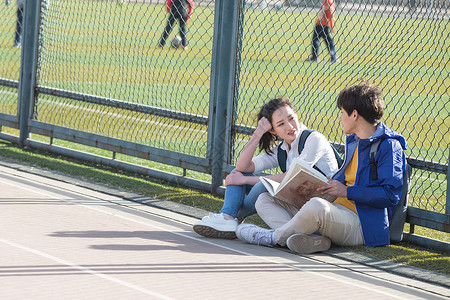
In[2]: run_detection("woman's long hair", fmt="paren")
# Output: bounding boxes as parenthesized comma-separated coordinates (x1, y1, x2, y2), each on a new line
(257, 97, 295, 154)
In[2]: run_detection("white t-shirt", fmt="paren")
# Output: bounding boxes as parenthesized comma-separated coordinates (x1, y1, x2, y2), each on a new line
(252, 125, 339, 177)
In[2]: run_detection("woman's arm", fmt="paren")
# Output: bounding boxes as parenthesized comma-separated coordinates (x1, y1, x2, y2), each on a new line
(225, 171, 286, 187)
(235, 117, 272, 173)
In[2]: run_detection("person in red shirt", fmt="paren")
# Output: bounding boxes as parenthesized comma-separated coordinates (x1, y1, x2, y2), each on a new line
(306, 0, 338, 63)
(158, 0, 194, 50)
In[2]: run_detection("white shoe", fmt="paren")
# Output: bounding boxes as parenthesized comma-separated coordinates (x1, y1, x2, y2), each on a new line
(236, 223, 275, 246)
(193, 213, 238, 239)
(286, 233, 331, 254)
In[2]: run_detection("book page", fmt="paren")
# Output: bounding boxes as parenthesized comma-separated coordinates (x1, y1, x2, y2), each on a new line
(259, 176, 280, 196)
(279, 157, 327, 189)
(290, 156, 328, 181)
(274, 170, 330, 208)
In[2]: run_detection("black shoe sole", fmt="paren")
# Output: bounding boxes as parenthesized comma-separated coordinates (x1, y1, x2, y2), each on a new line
(193, 225, 237, 239)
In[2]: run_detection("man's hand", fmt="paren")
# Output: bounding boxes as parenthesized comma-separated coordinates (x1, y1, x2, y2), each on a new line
(318, 179, 347, 197)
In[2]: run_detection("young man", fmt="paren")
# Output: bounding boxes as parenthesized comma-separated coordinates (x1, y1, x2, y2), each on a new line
(236, 82, 407, 254)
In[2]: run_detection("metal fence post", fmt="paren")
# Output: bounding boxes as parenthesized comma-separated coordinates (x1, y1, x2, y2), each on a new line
(18, 0, 41, 147)
(208, 0, 240, 194)
(447, 151, 449, 215)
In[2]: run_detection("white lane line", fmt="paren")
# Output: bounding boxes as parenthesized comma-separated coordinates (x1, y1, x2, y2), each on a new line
(0, 238, 174, 300)
(2, 178, 409, 300)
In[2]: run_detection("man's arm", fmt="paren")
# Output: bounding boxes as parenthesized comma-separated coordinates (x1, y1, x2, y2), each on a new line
(348, 141, 404, 208)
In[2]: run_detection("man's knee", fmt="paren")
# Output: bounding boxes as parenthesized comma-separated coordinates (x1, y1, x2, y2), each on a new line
(255, 192, 274, 212)
(301, 197, 331, 220)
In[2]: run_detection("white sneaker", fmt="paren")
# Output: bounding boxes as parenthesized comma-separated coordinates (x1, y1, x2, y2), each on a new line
(193, 213, 238, 239)
(286, 233, 331, 254)
(236, 223, 275, 246)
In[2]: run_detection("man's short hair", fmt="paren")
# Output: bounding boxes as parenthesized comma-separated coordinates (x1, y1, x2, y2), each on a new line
(337, 82, 385, 124)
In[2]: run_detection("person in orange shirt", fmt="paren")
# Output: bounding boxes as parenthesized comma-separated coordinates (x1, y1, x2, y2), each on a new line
(158, 0, 194, 50)
(306, 0, 338, 63)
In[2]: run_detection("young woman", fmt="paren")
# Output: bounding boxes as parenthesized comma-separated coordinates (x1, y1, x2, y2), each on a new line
(193, 97, 339, 239)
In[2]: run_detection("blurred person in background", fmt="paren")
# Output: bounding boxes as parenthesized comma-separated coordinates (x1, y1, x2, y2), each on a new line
(6, 0, 24, 48)
(306, 0, 338, 63)
(158, 0, 194, 50)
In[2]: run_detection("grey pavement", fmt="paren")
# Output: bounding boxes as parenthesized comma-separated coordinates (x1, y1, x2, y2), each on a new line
(0, 158, 449, 299)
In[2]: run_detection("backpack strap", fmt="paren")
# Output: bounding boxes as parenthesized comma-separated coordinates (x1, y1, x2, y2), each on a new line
(277, 129, 313, 173)
(369, 140, 382, 180)
(331, 144, 344, 168)
(297, 129, 315, 155)
(299, 130, 330, 176)
(278, 129, 343, 174)
(277, 143, 288, 173)
(300, 129, 344, 176)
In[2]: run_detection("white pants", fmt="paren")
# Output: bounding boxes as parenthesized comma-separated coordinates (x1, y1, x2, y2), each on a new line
(255, 192, 364, 247)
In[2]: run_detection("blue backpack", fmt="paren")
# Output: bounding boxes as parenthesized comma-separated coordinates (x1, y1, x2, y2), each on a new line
(369, 139, 412, 243)
(277, 129, 343, 174)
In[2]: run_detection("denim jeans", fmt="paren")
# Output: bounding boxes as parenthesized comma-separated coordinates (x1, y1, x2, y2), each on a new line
(220, 171, 267, 221)
(14, 6, 23, 44)
(159, 10, 188, 47)
(311, 24, 336, 60)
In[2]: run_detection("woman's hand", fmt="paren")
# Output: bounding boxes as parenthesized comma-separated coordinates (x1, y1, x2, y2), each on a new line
(224, 170, 246, 186)
(255, 117, 273, 136)
(235, 117, 272, 173)
(317, 179, 347, 197)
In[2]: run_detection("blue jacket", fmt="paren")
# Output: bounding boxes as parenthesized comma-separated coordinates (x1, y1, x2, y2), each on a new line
(332, 122, 407, 247)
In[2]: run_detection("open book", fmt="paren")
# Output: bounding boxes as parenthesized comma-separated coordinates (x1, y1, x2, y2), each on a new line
(259, 157, 336, 209)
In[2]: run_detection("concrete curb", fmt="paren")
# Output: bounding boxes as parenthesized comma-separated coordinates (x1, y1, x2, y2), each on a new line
(0, 156, 448, 289)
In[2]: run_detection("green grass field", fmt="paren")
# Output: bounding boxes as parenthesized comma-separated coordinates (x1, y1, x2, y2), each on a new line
(1, 1, 447, 149)
(0, 1, 448, 226)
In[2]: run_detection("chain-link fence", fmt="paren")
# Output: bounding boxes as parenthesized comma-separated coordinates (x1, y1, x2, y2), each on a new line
(34, 0, 214, 158)
(233, 1, 449, 234)
(0, 0, 448, 248)
(0, 0, 20, 117)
